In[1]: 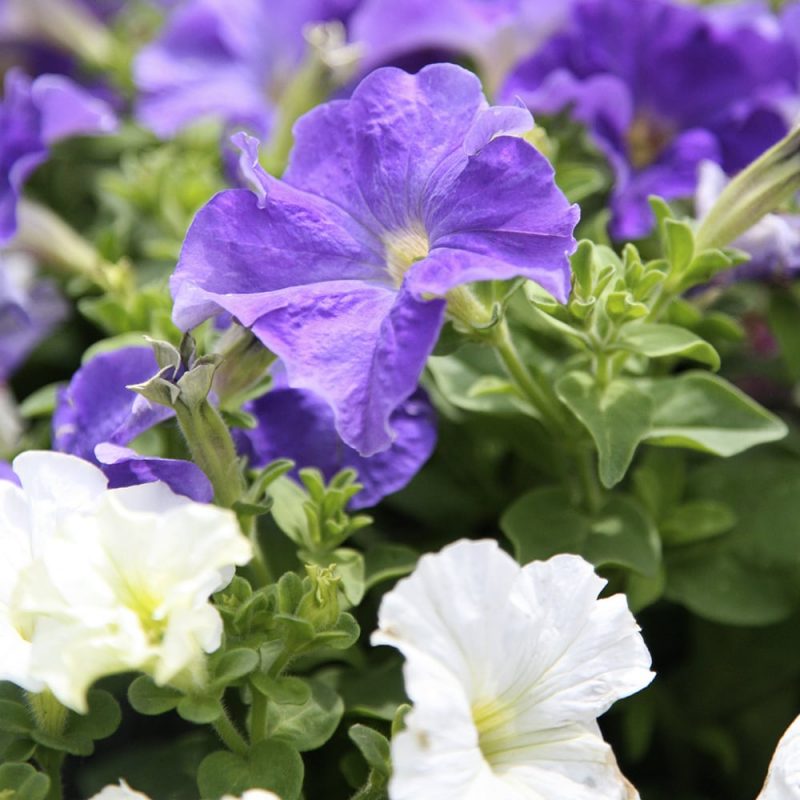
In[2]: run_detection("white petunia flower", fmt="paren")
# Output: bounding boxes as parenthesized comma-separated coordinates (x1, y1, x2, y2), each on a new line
(758, 715, 800, 799)
(88, 782, 281, 800)
(372, 539, 654, 800)
(0, 451, 251, 712)
(89, 782, 151, 800)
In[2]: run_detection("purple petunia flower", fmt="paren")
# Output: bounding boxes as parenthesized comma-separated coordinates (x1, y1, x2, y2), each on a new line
(0, 68, 117, 244)
(52, 346, 213, 502)
(240, 376, 436, 510)
(350, 0, 573, 93)
(53, 344, 435, 508)
(133, 0, 354, 139)
(502, 0, 798, 240)
(0, 251, 67, 380)
(172, 63, 578, 456)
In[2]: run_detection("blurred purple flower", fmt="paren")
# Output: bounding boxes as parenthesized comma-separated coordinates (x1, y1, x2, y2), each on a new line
(502, 0, 797, 240)
(0, 68, 117, 243)
(134, 0, 353, 139)
(241, 379, 436, 509)
(350, 0, 573, 92)
(52, 346, 213, 502)
(172, 64, 577, 456)
(0, 251, 67, 380)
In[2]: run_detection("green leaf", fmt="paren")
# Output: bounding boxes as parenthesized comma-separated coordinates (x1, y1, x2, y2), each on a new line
(251, 676, 311, 706)
(585, 495, 662, 577)
(1, 738, 35, 764)
(196, 741, 303, 800)
(664, 218, 695, 273)
(29, 690, 120, 757)
(333, 659, 406, 721)
(30, 729, 92, 757)
(314, 612, 360, 650)
(211, 648, 260, 687)
(0, 764, 49, 800)
(500, 487, 587, 563)
(615, 323, 720, 370)
(69, 690, 121, 743)
(268, 679, 344, 751)
(661, 500, 736, 546)
(665, 450, 800, 625)
(643, 371, 787, 456)
(363, 543, 419, 591)
(17, 384, 62, 419)
(177, 696, 223, 725)
(0, 701, 33, 735)
(501, 487, 661, 576)
(127, 676, 182, 716)
(268, 477, 310, 547)
(349, 725, 391, 778)
(555, 372, 654, 488)
(426, 348, 524, 415)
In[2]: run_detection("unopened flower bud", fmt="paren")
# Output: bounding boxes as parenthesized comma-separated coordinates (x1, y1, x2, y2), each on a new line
(695, 126, 800, 253)
(296, 564, 341, 631)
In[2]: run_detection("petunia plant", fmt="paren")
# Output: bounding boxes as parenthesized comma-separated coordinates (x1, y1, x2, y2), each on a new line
(4, 1, 800, 798)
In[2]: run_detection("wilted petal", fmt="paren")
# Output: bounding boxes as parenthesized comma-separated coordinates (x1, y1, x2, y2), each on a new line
(95, 443, 213, 504)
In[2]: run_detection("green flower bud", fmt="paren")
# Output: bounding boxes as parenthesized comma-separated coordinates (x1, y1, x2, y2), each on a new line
(695, 125, 800, 252)
(296, 565, 341, 631)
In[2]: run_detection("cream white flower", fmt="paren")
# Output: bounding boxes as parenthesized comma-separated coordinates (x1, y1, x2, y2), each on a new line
(0, 451, 251, 712)
(758, 715, 800, 799)
(0, 451, 109, 693)
(372, 539, 653, 800)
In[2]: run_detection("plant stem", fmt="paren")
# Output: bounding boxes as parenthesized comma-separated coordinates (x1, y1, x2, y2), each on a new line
(576, 445, 604, 514)
(241, 516, 273, 588)
(175, 400, 245, 509)
(491, 319, 571, 436)
(213, 707, 249, 756)
(37, 750, 64, 800)
(250, 691, 268, 744)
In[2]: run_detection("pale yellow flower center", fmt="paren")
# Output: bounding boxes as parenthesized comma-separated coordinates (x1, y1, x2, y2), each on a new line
(382, 223, 430, 287)
(472, 697, 517, 767)
(110, 570, 169, 645)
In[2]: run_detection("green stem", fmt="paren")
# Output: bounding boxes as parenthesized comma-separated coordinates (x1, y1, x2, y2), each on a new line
(250, 690, 268, 744)
(491, 319, 570, 435)
(37, 750, 64, 800)
(213, 708, 249, 756)
(175, 400, 245, 509)
(242, 516, 272, 588)
(576, 446, 603, 514)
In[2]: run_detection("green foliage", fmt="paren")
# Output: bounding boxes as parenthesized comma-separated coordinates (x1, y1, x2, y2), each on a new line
(665, 448, 800, 625)
(501, 488, 661, 577)
(266, 679, 344, 752)
(643, 371, 787, 455)
(555, 373, 653, 488)
(0, 764, 49, 800)
(196, 741, 304, 800)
